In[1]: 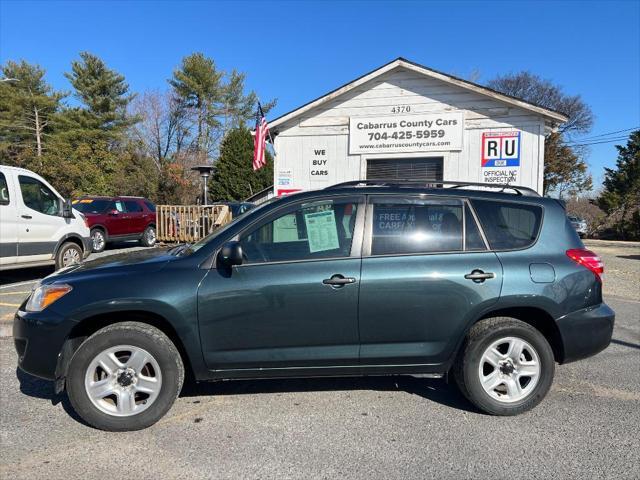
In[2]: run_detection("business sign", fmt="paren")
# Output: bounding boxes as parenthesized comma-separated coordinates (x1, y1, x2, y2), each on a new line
(349, 112, 464, 154)
(481, 131, 521, 185)
(481, 131, 521, 167)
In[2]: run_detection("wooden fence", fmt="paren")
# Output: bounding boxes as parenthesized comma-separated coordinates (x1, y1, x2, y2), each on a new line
(156, 205, 232, 243)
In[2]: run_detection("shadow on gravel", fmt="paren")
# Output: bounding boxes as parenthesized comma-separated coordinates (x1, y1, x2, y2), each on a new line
(611, 338, 640, 350)
(617, 255, 640, 261)
(16, 369, 479, 426)
(15, 368, 90, 427)
(180, 375, 479, 414)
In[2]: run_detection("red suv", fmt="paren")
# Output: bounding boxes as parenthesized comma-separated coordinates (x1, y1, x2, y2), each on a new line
(72, 196, 157, 253)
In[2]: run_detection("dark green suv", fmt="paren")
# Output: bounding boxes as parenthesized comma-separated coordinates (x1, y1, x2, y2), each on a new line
(14, 181, 614, 431)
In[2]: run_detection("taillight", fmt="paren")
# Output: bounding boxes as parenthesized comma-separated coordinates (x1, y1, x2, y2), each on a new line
(566, 248, 604, 282)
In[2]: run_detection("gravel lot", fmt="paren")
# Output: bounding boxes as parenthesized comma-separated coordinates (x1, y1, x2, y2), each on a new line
(0, 240, 638, 479)
(584, 239, 640, 301)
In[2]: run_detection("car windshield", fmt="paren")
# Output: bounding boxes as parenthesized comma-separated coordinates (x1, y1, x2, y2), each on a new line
(73, 199, 112, 213)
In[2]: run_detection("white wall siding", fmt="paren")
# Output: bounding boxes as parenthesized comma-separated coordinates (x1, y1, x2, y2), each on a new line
(273, 66, 546, 194)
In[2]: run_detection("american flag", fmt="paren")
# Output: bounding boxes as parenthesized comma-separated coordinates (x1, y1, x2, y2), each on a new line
(253, 103, 269, 171)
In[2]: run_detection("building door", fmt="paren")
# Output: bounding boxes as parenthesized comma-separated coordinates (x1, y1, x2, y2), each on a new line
(366, 157, 443, 182)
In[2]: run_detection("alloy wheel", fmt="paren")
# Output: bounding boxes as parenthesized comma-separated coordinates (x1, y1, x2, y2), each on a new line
(92, 231, 105, 252)
(478, 336, 541, 403)
(84, 345, 162, 417)
(62, 247, 81, 267)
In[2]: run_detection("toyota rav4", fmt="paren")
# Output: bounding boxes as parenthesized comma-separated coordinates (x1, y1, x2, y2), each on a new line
(14, 180, 614, 431)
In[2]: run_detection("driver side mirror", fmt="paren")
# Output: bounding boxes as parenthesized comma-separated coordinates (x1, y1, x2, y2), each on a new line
(218, 241, 243, 267)
(62, 199, 74, 218)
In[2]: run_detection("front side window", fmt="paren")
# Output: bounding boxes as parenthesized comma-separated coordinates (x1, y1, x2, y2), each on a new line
(370, 197, 464, 255)
(144, 200, 156, 212)
(239, 197, 360, 264)
(471, 199, 543, 250)
(0, 173, 9, 205)
(18, 175, 59, 216)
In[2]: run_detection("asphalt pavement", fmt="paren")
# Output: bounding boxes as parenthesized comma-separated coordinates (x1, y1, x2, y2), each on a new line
(0, 295, 637, 479)
(0, 241, 639, 479)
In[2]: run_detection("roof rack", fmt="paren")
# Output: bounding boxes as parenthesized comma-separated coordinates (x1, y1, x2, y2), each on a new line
(325, 179, 540, 197)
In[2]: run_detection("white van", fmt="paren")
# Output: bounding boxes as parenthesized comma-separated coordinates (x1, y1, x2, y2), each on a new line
(0, 165, 91, 271)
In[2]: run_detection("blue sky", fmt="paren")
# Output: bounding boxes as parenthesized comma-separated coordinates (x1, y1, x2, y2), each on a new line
(1, 0, 638, 188)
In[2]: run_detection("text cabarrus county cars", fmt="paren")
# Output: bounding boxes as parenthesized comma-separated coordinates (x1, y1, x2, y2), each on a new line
(14, 181, 614, 431)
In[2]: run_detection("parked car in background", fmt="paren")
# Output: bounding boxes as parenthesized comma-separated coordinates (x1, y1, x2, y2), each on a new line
(568, 215, 588, 238)
(14, 180, 613, 431)
(0, 165, 91, 271)
(72, 196, 157, 252)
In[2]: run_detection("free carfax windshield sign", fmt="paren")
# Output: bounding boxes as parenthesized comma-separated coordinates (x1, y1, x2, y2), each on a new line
(481, 131, 521, 167)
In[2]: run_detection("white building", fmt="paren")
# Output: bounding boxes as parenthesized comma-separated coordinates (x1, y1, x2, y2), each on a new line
(265, 58, 567, 198)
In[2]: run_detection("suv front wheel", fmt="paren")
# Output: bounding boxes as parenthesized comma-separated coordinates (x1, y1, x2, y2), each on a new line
(66, 322, 184, 431)
(453, 317, 555, 415)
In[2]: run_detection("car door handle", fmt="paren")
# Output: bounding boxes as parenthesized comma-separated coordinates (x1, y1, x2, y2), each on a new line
(323, 274, 357, 287)
(21, 214, 32, 219)
(464, 270, 495, 283)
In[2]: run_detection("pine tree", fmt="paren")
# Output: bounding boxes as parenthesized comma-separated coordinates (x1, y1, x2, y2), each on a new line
(598, 131, 640, 239)
(209, 126, 273, 201)
(0, 60, 65, 164)
(64, 52, 136, 139)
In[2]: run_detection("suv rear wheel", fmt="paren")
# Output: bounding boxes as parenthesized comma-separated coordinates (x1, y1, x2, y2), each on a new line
(140, 225, 156, 248)
(66, 322, 184, 431)
(55, 241, 83, 270)
(453, 317, 555, 415)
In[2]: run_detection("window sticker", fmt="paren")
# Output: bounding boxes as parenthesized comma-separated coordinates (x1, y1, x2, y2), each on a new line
(304, 209, 340, 253)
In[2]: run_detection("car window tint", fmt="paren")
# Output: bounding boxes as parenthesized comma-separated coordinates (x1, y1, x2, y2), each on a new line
(465, 204, 486, 251)
(471, 199, 542, 250)
(18, 175, 59, 216)
(124, 200, 143, 213)
(144, 200, 156, 212)
(239, 198, 359, 264)
(73, 199, 112, 214)
(0, 172, 9, 205)
(371, 198, 463, 255)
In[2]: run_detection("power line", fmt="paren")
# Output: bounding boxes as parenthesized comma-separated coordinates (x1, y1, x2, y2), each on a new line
(565, 136, 630, 147)
(569, 126, 639, 143)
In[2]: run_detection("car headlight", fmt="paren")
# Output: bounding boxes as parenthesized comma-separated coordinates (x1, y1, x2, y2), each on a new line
(26, 284, 73, 312)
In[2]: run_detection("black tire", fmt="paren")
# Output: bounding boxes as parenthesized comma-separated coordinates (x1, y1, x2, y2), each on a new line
(66, 322, 184, 431)
(55, 241, 83, 270)
(90, 228, 106, 253)
(140, 225, 156, 247)
(453, 317, 555, 416)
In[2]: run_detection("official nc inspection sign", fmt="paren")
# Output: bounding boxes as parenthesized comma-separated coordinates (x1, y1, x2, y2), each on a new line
(349, 112, 464, 154)
(481, 131, 521, 167)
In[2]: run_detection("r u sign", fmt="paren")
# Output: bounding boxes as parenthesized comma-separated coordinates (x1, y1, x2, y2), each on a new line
(482, 131, 521, 167)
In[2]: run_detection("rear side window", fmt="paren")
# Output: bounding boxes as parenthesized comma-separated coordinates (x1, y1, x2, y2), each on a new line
(370, 198, 466, 255)
(0, 172, 9, 205)
(471, 199, 542, 250)
(144, 200, 156, 212)
(124, 200, 144, 213)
